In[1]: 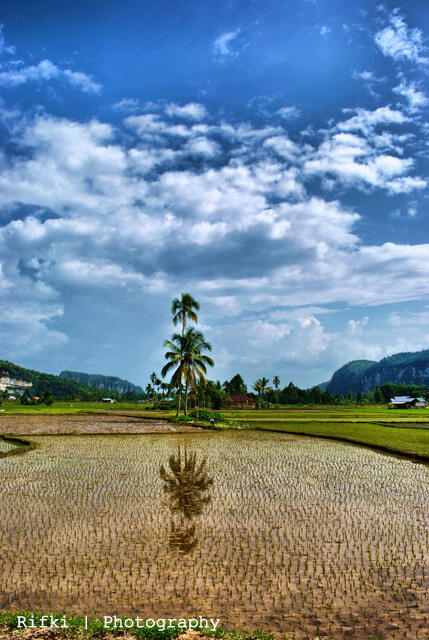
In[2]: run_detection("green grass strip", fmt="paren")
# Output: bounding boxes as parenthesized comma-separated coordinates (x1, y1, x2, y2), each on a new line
(248, 421, 429, 461)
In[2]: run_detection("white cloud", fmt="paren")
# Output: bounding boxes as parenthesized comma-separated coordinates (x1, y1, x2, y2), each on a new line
(303, 107, 426, 194)
(375, 10, 428, 64)
(62, 69, 102, 94)
(338, 106, 408, 135)
(263, 135, 301, 161)
(347, 317, 369, 336)
(276, 106, 301, 120)
(0, 104, 428, 365)
(164, 102, 207, 120)
(213, 29, 241, 57)
(0, 59, 102, 94)
(0, 23, 15, 55)
(112, 98, 141, 112)
(393, 80, 428, 113)
(388, 311, 429, 327)
(184, 136, 221, 157)
(352, 70, 385, 97)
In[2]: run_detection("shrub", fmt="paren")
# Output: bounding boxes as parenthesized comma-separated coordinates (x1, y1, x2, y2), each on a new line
(189, 409, 222, 422)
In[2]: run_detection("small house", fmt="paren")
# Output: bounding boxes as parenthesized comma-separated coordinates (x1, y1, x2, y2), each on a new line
(389, 396, 426, 409)
(101, 397, 115, 403)
(230, 395, 256, 408)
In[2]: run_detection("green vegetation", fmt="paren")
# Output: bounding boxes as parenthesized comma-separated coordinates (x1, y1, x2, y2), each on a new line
(248, 419, 429, 459)
(252, 377, 271, 404)
(325, 359, 375, 394)
(218, 407, 429, 459)
(325, 348, 429, 394)
(0, 359, 144, 402)
(2, 398, 429, 459)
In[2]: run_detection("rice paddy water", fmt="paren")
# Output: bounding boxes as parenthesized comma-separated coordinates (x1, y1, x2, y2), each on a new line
(0, 430, 427, 639)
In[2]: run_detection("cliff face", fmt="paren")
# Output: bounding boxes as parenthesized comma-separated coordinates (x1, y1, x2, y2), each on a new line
(362, 360, 429, 391)
(60, 371, 143, 394)
(325, 350, 429, 394)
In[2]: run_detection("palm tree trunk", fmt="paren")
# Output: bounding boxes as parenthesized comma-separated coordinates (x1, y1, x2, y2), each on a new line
(184, 381, 189, 415)
(176, 385, 182, 417)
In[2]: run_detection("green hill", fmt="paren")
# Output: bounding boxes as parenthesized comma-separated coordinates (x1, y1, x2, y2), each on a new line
(326, 350, 429, 395)
(60, 371, 143, 394)
(0, 360, 123, 401)
(325, 360, 376, 395)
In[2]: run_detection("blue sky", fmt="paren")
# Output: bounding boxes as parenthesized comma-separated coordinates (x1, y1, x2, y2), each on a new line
(0, 0, 428, 389)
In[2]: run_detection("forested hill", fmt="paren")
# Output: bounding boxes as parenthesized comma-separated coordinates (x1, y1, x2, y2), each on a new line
(60, 371, 143, 394)
(0, 360, 121, 400)
(325, 360, 376, 395)
(325, 350, 429, 394)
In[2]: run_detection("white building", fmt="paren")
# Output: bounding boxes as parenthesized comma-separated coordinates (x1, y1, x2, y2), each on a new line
(0, 375, 33, 395)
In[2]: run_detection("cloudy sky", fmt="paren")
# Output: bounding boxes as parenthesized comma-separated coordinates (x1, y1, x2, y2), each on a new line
(0, 0, 428, 389)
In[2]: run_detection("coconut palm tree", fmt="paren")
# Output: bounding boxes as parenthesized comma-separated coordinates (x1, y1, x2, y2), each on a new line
(172, 293, 200, 337)
(162, 327, 214, 415)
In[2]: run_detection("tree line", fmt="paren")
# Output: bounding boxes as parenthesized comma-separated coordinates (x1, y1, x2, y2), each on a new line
(154, 294, 429, 413)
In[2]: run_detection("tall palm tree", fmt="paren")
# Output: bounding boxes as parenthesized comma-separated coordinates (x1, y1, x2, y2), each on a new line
(162, 327, 214, 415)
(172, 293, 200, 336)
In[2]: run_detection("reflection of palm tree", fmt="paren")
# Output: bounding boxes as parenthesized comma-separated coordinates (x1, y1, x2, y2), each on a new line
(169, 520, 198, 553)
(160, 448, 213, 518)
(160, 448, 213, 553)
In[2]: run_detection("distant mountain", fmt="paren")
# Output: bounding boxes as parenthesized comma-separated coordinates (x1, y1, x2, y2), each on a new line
(325, 350, 429, 395)
(0, 360, 117, 400)
(60, 370, 143, 394)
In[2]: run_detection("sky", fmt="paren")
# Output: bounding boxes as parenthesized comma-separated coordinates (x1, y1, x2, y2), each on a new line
(0, 0, 428, 389)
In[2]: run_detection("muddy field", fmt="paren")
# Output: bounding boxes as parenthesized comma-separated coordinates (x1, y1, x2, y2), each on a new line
(0, 430, 427, 639)
(0, 414, 200, 435)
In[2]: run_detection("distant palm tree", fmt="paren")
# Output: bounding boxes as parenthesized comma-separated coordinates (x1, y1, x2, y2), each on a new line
(160, 382, 169, 398)
(162, 327, 214, 415)
(145, 383, 154, 403)
(252, 376, 271, 406)
(150, 371, 162, 398)
(273, 376, 280, 403)
(172, 293, 200, 337)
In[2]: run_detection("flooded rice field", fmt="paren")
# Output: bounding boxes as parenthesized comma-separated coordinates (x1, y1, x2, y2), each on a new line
(0, 430, 427, 639)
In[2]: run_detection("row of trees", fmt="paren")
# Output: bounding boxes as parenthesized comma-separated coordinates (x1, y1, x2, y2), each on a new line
(148, 296, 429, 412)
